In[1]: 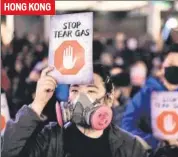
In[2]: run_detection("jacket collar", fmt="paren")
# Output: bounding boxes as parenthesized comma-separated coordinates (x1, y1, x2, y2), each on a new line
(108, 124, 124, 148)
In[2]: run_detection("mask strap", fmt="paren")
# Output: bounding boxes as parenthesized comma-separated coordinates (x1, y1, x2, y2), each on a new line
(92, 93, 109, 106)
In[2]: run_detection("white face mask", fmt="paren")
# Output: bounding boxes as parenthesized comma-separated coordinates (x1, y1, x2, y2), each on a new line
(127, 38, 138, 50)
(130, 65, 147, 86)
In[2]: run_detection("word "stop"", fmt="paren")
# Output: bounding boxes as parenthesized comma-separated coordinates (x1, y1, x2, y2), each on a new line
(4, 3, 51, 11)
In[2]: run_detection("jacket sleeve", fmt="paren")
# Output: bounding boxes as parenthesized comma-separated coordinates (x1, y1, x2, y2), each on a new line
(131, 138, 150, 157)
(1, 105, 51, 157)
(121, 90, 159, 149)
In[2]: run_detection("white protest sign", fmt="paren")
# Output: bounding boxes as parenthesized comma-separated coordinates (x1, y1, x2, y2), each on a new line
(1, 93, 10, 136)
(48, 12, 93, 84)
(151, 91, 178, 140)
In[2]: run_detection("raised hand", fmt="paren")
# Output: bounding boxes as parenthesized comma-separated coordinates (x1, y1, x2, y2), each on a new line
(31, 67, 57, 116)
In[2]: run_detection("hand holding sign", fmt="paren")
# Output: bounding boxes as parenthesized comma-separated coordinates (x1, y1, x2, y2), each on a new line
(63, 46, 77, 70)
(31, 67, 57, 116)
(164, 114, 176, 132)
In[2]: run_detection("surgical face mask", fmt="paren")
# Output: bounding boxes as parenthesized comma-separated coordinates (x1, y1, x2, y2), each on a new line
(130, 65, 147, 86)
(164, 66, 178, 85)
(56, 93, 113, 130)
(127, 38, 138, 50)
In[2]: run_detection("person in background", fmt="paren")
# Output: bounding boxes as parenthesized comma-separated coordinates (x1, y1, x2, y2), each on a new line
(125, 37, 138, 66)
(114, 32, 126, 54)
(126, 38, 138, 52)
(110, 63, 132, 104)
(31, 42, 48, 68)
(151, 56, 163, 79)
(100, 52, 113, 68)
(1, 63, 11, 95)
(114, 33, 134, 68)
(122, 44, 178, 149)
(11, 32, 22, 54)
(129, 60, 148, 98)
(93, 40, 104, 62)
(135, 34, 155, 73)
(2, 63, 147, 157)
(27, 53, 48, 83)
(111, 71, 131, 127)
(12, 55, 29, 109)
(110, 64, 123, 76)
(2, 43, 16, 83)
(17, 44, 33, 70)
(104, 38, 115, 55)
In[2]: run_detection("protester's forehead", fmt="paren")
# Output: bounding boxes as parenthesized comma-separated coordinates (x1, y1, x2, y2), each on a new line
(163, 52, 178, 66)
(70, 74, 105, 89)
(70, 84, 98, 89)
(168, 52, 178, 57)
(165, 52, 178, 62)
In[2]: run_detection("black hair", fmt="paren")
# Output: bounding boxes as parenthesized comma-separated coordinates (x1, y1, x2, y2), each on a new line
(112, 62, 125, 70)
(93, 62, 113, 93)
(164, 43, 178, 57)
(93, 40, 104, 62)
(111, 72, 130, 87)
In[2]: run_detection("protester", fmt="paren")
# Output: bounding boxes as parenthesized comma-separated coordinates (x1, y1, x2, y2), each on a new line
(1, 63, 11, 95)
(129, 60, 148, 97)
(121, 44, 178, 149)
(111, 71, 131, 127)
(100, 52, 113, 67)
(1, 17, 177, 157)
(2, 63, 147, 157)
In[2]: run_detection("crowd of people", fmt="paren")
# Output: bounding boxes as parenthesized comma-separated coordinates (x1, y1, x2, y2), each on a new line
(1, 25, 178, 157)
(0, 31, 172, 119)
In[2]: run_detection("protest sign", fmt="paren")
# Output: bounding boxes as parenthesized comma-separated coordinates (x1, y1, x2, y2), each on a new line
(1, 93, 10, 136)
(48, 12, 93, 84)
(151, 91, 178, 140)
(1, 0, 55, 15)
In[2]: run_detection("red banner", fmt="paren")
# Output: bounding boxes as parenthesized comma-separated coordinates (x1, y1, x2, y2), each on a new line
(1, 0, 55, 15)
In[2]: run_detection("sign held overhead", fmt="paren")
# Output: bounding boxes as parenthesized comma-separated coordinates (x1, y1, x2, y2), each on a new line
(48, 12, 93, 84)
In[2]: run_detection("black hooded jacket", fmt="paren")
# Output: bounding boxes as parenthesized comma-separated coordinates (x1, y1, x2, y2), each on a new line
(2, 105, 147, 157)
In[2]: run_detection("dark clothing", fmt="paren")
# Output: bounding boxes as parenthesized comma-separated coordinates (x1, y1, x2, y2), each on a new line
(64, 123, 111, 157)
(2, 105, 147, 157)
(2, 52, 16, 79)
(112, 104, 127, 127)
(112, 95, 130, 127)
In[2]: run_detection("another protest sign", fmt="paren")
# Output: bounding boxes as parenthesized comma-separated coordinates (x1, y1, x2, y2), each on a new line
(151, 91, 178, 140)
(1, 93, 10, 136)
